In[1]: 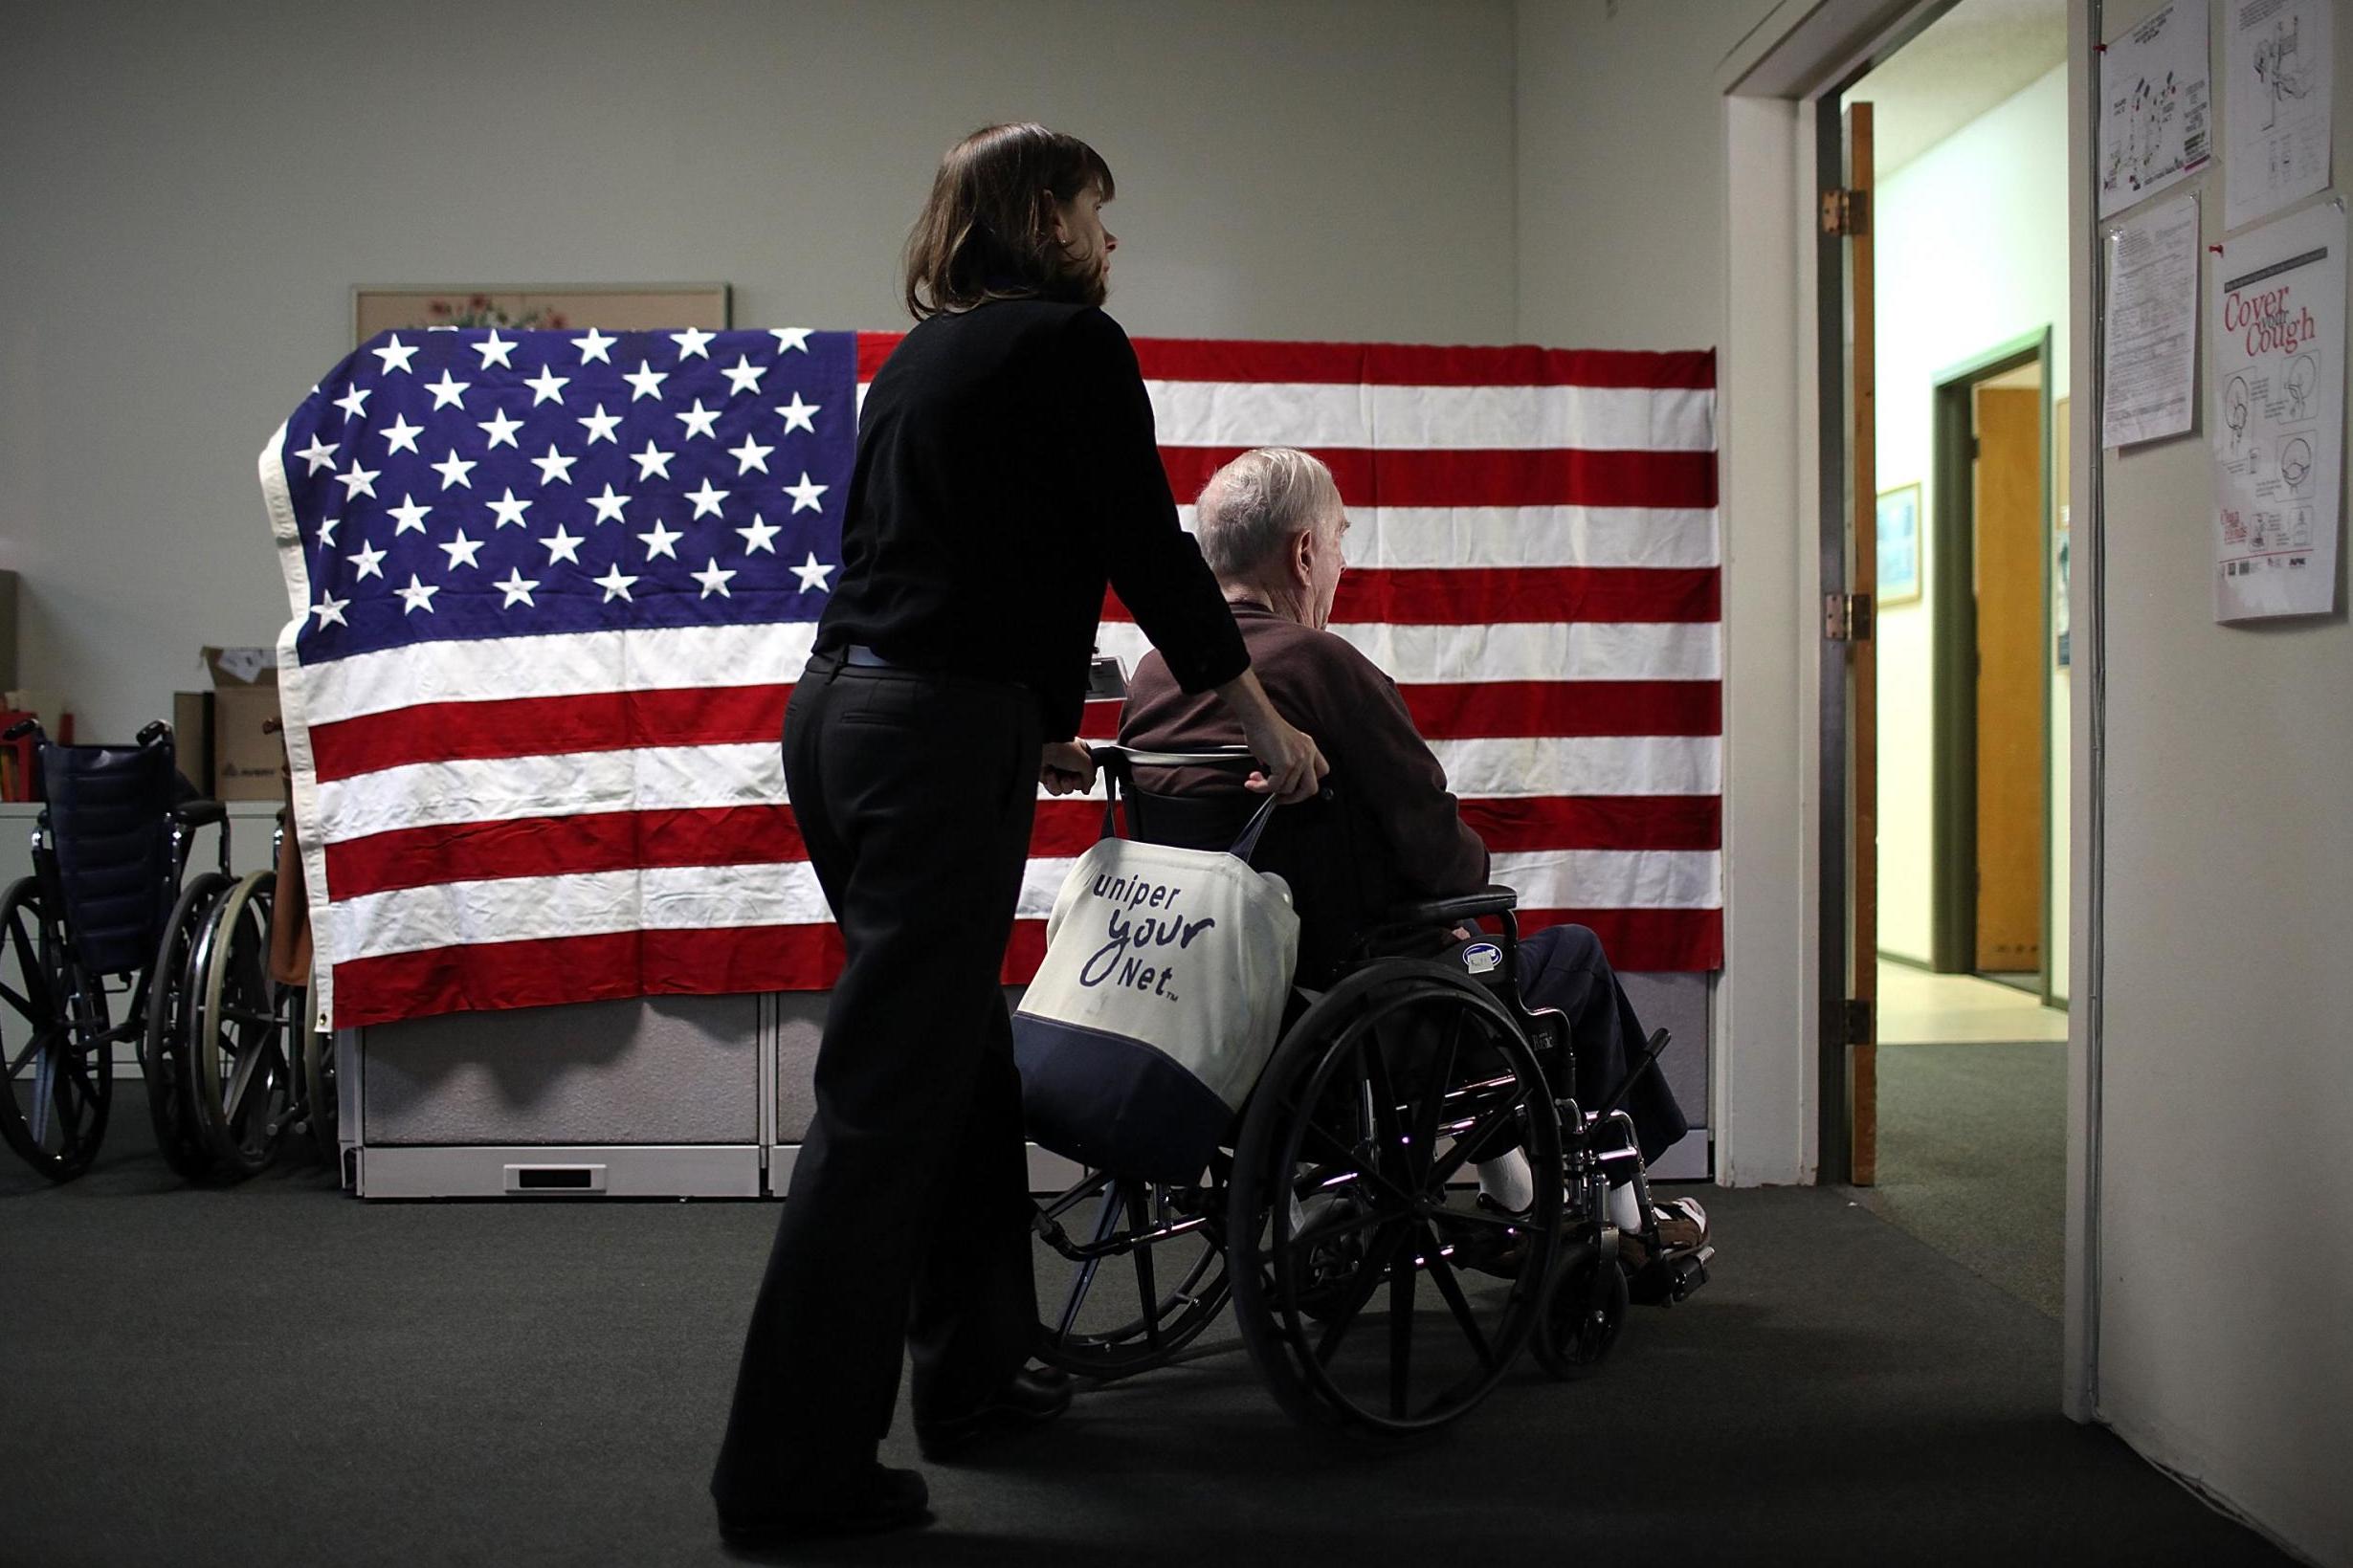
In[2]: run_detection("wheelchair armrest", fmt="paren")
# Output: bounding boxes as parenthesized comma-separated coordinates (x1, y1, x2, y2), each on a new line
(172, 800, 228, 830)
(1383, 885, 1519, 928)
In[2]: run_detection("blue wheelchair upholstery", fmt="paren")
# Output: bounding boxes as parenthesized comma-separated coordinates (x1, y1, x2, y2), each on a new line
(38, 742, 182, 976)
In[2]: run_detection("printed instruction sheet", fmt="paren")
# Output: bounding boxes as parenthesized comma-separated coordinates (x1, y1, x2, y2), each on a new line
(2101, 0, 2213, 217)
(2224, 0, 2332, 231)
(2103, 193, 2202, 447)
(2210, 201, 2343, 620)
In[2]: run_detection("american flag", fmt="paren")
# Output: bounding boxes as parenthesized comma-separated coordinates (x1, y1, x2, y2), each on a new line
(265, 328, 1717, 1029)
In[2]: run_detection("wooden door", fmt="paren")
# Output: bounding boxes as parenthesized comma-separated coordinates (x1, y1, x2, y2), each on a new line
(1974, 386, 2044, 971)
(1841, 104, 1878, 1183)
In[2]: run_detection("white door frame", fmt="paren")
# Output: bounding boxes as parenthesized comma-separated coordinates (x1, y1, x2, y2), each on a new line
(1712, 0, 2104, 1420)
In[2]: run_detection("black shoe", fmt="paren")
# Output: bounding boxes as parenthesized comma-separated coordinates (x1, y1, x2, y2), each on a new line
(715, 1465, 929, 1547)
(915, 1367, 1073, 1462)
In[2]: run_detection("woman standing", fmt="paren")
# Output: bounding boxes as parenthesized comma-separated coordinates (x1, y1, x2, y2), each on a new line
(710, 123, 1326, 1545)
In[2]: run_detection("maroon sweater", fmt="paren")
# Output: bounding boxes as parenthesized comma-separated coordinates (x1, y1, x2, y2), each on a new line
(1120, 603, 1488, 978)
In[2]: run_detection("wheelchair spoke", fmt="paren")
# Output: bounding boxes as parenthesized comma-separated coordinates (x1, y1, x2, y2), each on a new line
(1308, 1218, 1411, 1367)
(1387, 1235, 1416, 1417)
(1126, 1187, 1162, 1351)
(1054, 1180, 1131, 1345)
(1418, 1226, 1495, 1372)
(1299, 1117, 1415, 1209)
(1427, 1096, 1525, 1190)
(1406, 1010, 1465, 1187)
(222, 1041, 275, 1135)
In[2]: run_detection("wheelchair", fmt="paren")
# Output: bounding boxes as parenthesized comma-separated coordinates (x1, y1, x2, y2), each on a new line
(1027, 746, 1711, 1436)
(0, 718, 227, 1180)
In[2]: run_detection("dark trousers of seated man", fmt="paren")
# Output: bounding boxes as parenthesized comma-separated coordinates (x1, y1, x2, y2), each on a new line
(712, 656, 1041, 1509)
(1516, 923, 1689, 1165)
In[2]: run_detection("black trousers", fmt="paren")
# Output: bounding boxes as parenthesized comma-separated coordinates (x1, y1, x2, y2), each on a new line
(710, 655, 1042, 1510)
(1517, 923, 1689, 1165)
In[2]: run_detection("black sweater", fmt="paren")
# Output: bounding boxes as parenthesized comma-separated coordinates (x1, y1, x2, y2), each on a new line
(814, 300, 1249, 738)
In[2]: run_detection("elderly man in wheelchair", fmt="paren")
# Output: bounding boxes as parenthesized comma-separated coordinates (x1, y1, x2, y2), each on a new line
(1017, 447, 1711, 1438)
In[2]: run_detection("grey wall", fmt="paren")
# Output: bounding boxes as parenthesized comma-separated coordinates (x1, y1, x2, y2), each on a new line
(0, 0, 1517, 743)
(2081, 1, 2353, 1558)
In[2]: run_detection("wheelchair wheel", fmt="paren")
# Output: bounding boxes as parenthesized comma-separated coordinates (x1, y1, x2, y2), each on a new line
(1032, 1160, 1232, 1379)
(0, 877, 113, 1181)
(1531, 1237, 1627, 1380)
(187, 872, 292, 1178)
(1226, 961, 1563, 1437)
(144, 870, 234, 1182)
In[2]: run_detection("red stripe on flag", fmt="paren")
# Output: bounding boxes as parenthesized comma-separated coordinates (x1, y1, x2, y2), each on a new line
(326, 806, 806, 899)
(311, 685, 790, 782)
(856, 332, 902, 381)
(1158, 447, 1717, 509)
(1460, 796, 1720, 851)
(1102, 567, 1716, 626)
(855, 334, 1717, 390)
(1400, 680, 1720, 739)
(332, 925, 844, 1028)
(1513, 909, 1722, 972)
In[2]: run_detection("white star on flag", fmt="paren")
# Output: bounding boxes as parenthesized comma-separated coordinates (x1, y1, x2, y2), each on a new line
(623, 361, 668, 401)
(791, 553, 835, 592)
(297, 434, 339, 474)
(432, 450, 477, 490)
(338, 460, 381, 500)
(729, 434, 773, 475)
(593, 563, 639, 602)
(775, 393, 820, 434)
(721, 355, 766, 396)
(485, 488, 533, 528)
(439, 530, 485, 569)
(395, 573, 440, 614)
(675, 399, 721, 439)
(693, 558, 738, 598)
(637, 519, 684, 560)
(587, 484, 632, 524)
(685, 478, 730, 519)
(477, 409, 524, 449)
(575, 327, 617, 364)
(316, 516, 342, 545)
(381, 414, 424, 455)
(334, 386, 372, 419)
(736, 514, 782, 555)
(523, 365, 570, 406)
(425, 371, 471, 409)
(670, 327, 717, 360)
(540, 525, 585, 564)
(772, 328, 812, 354)
(387, 494, 433, 535)
(348, 541, 388, 580)
(495, 568, 540, 607)
(784, 472, 829, 514)
(475, 330, 517, 368)
(632, 441, 676, 481)
(312, 592, 350, 628)
(372, 335, 420, 374)
(577, 404, 622, 444)
(532, 445, 578, 485)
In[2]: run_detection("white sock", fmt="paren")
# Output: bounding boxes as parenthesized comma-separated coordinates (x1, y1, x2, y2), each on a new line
(1475, 1149, 1535, 1212)
(1608, 1180, 1643, 1231)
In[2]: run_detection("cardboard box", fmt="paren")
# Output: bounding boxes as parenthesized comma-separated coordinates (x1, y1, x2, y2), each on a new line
(171, 691, 213, 798)
(201, 647, 283, 801)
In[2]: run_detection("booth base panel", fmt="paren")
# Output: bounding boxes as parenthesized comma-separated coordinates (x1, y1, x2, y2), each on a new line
(355, 1143, 761, 1199)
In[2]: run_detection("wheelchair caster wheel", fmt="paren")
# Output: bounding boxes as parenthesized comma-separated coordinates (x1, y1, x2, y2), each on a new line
(1533, 1243, 1627, 1380)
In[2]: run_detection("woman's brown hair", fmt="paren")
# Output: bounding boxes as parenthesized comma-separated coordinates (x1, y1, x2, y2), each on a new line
(902, 122, 1115, 320)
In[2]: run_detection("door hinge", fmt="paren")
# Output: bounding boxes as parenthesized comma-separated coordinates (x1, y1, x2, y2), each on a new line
(1821, 188, 1871, 236)
(1843, 997, 1876, 1047)
(1824, 590, 1876, 642)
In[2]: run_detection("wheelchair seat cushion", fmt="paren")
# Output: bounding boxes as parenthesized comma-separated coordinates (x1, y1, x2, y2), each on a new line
(40, 741, 180, 975)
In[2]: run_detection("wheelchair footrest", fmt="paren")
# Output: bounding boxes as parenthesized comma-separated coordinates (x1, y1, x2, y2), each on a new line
(1629, 1244, 1713, 1307)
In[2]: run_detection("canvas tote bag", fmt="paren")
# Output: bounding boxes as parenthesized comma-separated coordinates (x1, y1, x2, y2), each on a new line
(1012, 772, 1300, 1182)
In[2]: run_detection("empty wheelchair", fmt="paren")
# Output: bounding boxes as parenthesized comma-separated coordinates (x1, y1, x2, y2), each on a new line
(1027, 746, 1708, 1436)
(0, 719, 227, 1181)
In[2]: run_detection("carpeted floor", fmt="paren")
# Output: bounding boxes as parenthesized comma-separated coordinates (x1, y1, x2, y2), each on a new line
(0, 1085, 2288, 1568)
(1854, 1042, 2069, 1317)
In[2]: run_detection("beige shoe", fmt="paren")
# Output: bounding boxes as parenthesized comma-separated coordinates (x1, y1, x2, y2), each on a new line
(1619, 1195, 1708, 1271)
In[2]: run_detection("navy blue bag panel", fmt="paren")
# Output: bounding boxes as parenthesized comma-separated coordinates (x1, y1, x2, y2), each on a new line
(1012, 1013, 1233, 1184)
(39, 742, 179, 976)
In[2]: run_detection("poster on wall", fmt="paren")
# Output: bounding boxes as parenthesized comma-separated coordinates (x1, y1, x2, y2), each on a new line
(2099, 0, 2213, 218)
(2210, 200, 2343, 621)
(2222, 0, 2332, 232)
(2102, 193, 2202, 447)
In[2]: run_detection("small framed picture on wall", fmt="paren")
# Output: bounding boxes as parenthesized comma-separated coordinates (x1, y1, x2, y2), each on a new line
(1876, 482, 1922, 606)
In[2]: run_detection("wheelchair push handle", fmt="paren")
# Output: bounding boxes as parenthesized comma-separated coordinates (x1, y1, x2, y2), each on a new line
(3, 717, 43, 744)
(135, 720, 171, 748)
(1086, 743, 1336, 806)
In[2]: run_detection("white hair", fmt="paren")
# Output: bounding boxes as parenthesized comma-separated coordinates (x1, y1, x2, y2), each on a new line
(1193, 448, 1341, 581)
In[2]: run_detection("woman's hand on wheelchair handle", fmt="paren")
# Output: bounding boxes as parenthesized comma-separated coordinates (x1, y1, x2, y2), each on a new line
(1039, 740, 1098, 796)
